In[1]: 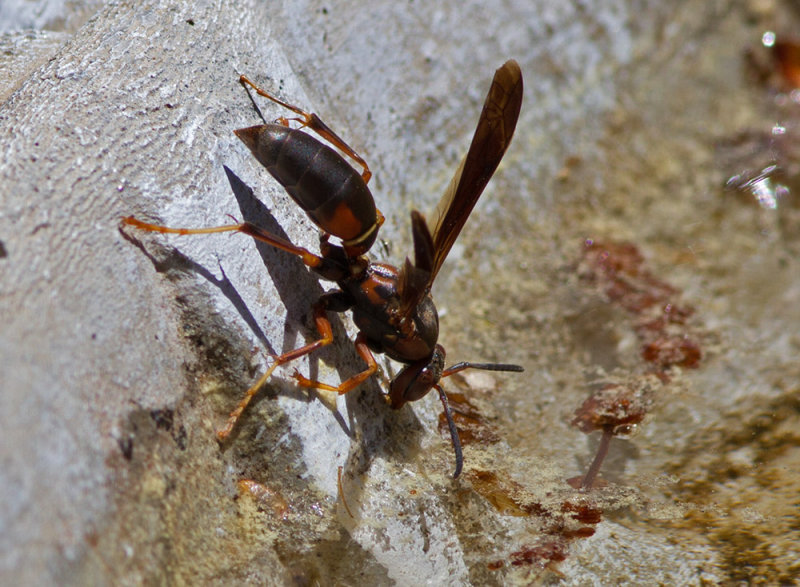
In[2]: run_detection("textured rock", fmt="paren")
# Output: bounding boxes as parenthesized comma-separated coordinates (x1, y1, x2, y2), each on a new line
(2, 0, 799, 584)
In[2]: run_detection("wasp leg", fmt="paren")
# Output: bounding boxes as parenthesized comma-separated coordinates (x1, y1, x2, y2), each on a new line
(121, 216, 325, 269)
(239, 74, 373, 185)
(216, 300, 336, 440)
(292, 332, 378, 395)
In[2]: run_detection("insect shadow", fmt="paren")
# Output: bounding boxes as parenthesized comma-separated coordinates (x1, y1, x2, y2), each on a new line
(224, 165, 431, 470)
(223, 164, 403, 437)
(120, 165, 422, 465)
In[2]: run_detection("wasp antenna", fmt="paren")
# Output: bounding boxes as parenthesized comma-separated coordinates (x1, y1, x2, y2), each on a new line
(441, 361, 524, 378)
(436, 385, 463, 479)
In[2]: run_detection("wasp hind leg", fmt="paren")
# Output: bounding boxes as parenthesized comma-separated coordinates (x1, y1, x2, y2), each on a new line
(216, 299, 338, 440)
(239, 74, 373, 185)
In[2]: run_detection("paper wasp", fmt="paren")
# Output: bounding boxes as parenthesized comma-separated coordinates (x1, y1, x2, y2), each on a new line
(123, 60, 524, 477)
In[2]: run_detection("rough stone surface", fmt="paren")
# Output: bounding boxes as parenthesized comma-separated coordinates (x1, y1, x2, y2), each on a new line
(2, 0, 799, 584)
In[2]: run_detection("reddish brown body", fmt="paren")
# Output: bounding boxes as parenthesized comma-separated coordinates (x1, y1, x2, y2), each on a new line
(345, 263, 439, 364)
(236, 123, 440, 374)
(122, 61, 524, 478)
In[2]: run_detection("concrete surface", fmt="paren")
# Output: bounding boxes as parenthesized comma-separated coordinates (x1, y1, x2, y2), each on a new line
(2, 0, 799, 584)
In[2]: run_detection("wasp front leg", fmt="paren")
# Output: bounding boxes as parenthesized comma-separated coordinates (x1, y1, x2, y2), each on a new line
(292, 332, 378, 395)
(216, 289, 356, 440)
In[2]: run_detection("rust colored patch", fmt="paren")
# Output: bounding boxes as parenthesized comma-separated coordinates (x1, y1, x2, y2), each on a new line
(510, 541, 568, 567)
(438, 382, 603, 574)
(641, 335, 702, 369)
(773, 40, 800, 89)
(574, 240, 706, 489)
(327, 200, 365, 241)
(563, 526, 597, 539)
(437, 392, 501, 446)
(560, 500, 603, 525)
(467, 467, 603, 573)
(467, 469, 534, 517)
(580, 239, 703, 373)
(571, 376, 658, 436)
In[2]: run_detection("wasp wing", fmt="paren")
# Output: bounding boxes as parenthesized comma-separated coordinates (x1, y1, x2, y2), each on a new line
(428, 59, 523, 283)
(398, 60, 523, 315)
(397, 210, 435, 316)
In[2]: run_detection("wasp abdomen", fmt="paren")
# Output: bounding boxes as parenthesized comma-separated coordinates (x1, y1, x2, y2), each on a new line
(235, 125, 377, 245)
